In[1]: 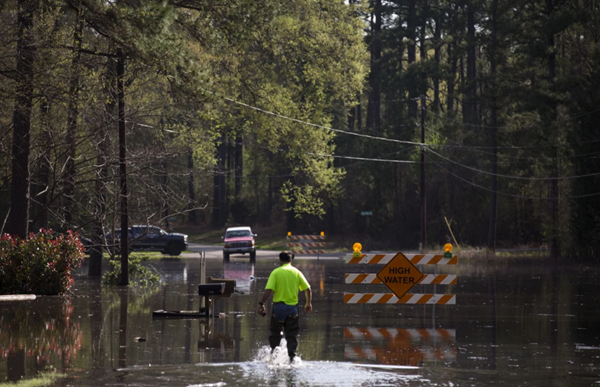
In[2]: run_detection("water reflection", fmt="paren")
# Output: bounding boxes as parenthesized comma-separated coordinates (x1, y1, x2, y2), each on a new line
(344, 327, 456, 366)
(1, 255, 600, 386)
(0, 297, 83, 381)
(220, 260, 255, 296)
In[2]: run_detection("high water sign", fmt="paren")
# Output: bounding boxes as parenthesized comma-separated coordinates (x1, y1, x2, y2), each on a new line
(344, 249, 457, 304)
(376, 253, 423, 298)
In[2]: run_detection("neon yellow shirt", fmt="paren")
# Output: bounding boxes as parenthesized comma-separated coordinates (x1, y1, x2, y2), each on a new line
(265, 263, 310, 305)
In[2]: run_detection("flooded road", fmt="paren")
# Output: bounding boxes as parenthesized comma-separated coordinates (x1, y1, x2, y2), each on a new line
(1, 249, 600, 386)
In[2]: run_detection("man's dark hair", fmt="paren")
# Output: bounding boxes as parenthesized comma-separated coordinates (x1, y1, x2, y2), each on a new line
(279, 251, 292, 262)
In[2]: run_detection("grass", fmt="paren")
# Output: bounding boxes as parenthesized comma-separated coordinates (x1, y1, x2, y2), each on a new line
(0, 372, 66, 387)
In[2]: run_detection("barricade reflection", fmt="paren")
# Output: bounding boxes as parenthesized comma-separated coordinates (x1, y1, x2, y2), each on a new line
(344, 327, 456, 366)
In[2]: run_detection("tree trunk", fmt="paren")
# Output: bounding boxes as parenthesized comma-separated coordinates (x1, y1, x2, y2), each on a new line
(546, 3, 559, 259)
(117, 50, 129, 286)
(89, 53, 116, 276)
(7, 0, 38, 238)
(31, 98, 51, 231)
(366, 0, 382, 131)
(187, 150, 197, 224)
(487, 0, 499, 251)
(432, 7, 441, 112)
(464, 1, 477, 125)
(63, 3, 84, 229)
(447, 40, 458, 113)
(162, 160, 169, 228)
(212, 139, 227, 228)
(235, 133, 243, 198)
(406, 0, 418, 119)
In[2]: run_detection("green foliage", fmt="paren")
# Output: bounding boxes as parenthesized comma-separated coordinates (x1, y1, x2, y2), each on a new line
(0, 230, 84, 295)
(103, 255, 159, 287)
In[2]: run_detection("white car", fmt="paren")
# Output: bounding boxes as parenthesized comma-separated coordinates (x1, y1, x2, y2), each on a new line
(222, 226, 256, 260)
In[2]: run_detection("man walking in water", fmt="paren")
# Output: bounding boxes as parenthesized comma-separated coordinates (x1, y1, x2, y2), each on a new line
(257, 251, 312, 363)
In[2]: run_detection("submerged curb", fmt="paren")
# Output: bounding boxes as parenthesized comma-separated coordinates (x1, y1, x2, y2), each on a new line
(0, 294, 36, 301)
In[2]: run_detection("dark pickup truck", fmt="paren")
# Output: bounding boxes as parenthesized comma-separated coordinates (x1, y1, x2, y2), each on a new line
(106, 225, 188, 256)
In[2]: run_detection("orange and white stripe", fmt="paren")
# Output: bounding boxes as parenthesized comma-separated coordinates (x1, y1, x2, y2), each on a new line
(344, 345, 377, 361)
(344, 327, 455, 342)
(345, 273, 457, 285)
(287, 235, 326, 240)
(344, 292, 456, 305)
(292, 250, 324, 255)
(345, 344, 456, 362)
(346, 253, 457, 265)
(286, 242, 327, 247)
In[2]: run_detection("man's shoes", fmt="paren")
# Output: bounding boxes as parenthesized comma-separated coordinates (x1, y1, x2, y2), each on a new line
(289, 354, 295, 363)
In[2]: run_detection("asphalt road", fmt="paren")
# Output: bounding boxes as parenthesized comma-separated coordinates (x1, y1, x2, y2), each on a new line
(185, 242, 343, 260)
(185, 242, 280, 259)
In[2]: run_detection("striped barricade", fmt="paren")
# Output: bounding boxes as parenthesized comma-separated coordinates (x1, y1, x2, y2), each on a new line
(286, 234, 326, 255)
(344, 252, 457, 305)
(345, 253, 458, 265)
(345, 273, 457, 285)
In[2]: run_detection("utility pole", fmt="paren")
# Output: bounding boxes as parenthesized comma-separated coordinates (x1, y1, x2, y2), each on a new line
(420, 95, 427, 252)
(117, 49, 129, 286)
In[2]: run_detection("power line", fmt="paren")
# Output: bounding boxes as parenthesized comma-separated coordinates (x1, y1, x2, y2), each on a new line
(427, 148, 600, 181)
(425, 106, 600, 131)
(218, 91, 600, 154)
(424, 124, 600, 162)
(220, 95, 424, 147)
(426, 154, 600, 200)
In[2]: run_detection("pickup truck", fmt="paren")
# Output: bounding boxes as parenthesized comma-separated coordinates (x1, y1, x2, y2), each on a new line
(106, 225, 188, 256)
(222, 226, 256, 260)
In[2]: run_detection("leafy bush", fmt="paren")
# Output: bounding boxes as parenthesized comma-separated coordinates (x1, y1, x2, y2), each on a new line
(0, 229, 85, 295)
(103, 255, 159, 287)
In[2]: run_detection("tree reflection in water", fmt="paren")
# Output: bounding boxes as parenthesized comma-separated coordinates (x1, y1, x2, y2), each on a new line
(0, 297, 83, 382)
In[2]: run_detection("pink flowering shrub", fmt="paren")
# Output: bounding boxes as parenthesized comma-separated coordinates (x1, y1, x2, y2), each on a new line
(0, 229, 85, 295)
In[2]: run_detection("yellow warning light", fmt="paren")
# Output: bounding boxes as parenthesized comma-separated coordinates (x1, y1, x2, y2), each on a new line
(352, 243, 363, 259)
(443, 243, 453, 258)
(287, 231, 292, 236)
(321, 231, 325, 236)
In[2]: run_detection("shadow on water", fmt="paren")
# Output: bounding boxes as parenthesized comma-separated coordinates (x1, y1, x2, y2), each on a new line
(1, 254, 600, 386)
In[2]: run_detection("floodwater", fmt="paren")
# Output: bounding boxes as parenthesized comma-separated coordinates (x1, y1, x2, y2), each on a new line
(1, 247, 600, 387)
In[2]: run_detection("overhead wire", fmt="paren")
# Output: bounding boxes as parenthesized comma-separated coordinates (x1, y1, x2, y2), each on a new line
(203, 90, 600, 194)
(425, 153, 600, 200)
(219, 92, 600, 156)
(426, 147, 600, 181)
(423, 123, 600, 162)
(220, 95, 424, 147)
(425, 108, 600, 150)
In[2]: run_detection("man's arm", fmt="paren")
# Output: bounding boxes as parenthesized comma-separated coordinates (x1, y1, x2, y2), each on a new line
(257, 289, 273, 317)
(304, 288, 313, 313)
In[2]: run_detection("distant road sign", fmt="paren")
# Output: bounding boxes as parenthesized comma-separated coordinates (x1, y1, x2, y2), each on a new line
(360, 211, 373, 216)
(376, 253, 423, 298)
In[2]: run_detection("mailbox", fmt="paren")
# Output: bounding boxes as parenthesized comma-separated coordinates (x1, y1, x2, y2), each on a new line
(198, 283, 225, 296)
(208, 278, 236, 297)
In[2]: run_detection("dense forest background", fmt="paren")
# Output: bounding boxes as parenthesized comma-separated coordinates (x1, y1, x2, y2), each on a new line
(1, 0, 599, 261)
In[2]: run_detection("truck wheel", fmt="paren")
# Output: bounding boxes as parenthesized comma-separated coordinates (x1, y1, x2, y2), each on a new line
(223, 251, 230, 261)
(167, 243, 183, 256)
